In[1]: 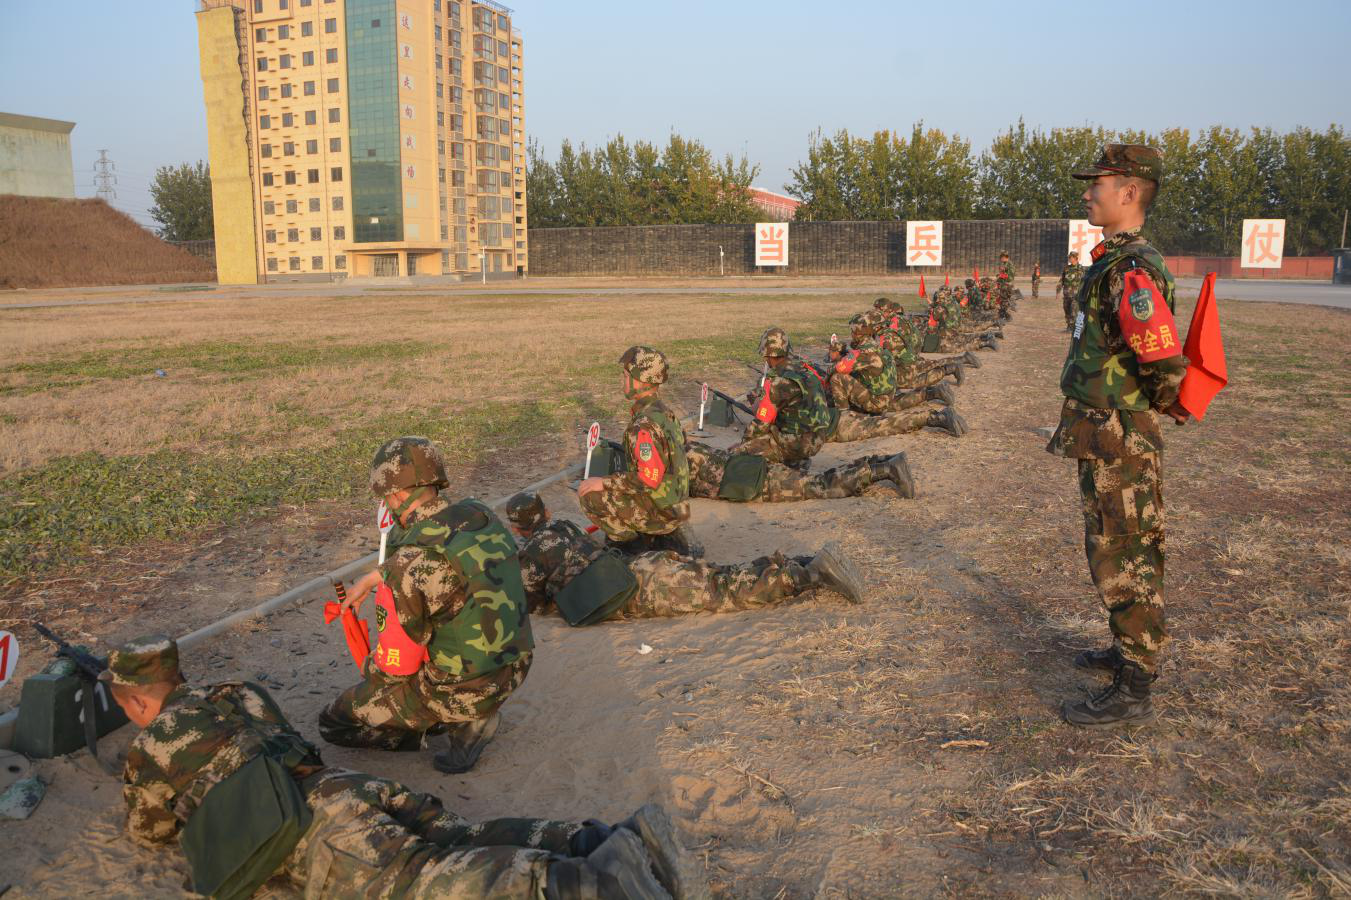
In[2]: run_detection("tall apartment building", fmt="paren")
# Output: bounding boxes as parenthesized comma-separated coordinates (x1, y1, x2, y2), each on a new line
(196, 0, 526, 284)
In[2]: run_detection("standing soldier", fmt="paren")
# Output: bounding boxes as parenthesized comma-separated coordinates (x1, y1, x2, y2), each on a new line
(733, 327, 837, 466)
(320, 437, 533, 774)
(1031, 261, 1042, 298)
(1049, 144, 1191, 728)
(577, 345, 698, 555)
(996, 250, 1016, 310)
(1057, 249, 1086, 331)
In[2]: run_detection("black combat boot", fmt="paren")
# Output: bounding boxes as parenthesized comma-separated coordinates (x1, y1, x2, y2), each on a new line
(807, 541, 864, 603)
(432, 711, 500, 773)
(924, 382, 956, 406)
(869, 452, 915, 499)
(944, 360, 965, 385)
(927, 407, 968, 437)
(545, 831, 670, 900)
(1074, 644, 1125, 673)
(616, 804, 709, 900)
(1063, 662, 1156, 729)
(651, 523, 703, 559)
(980, 335, 1000, 350)
(961, 350, 982, 369)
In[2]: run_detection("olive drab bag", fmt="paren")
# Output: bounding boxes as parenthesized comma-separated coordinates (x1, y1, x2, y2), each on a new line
(391, 499, 534, 679)
(180, 753, 313, 900)
(554, 549, 640, 626)
(716, 452, 768, 501)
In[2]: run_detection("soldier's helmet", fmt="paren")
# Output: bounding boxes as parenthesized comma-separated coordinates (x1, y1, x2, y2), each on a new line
(369, 436, 450, 498)
(504, 491, 547, 532)
(758, 327, 791, 358)
(873, 297, 901, 314)
(934, 285, 953, 302)
(999, 249, 1010, 258)
(619, 346, 668, 384)
(1068, 250, 1080, 262)
(848, 312, 878, 336)
(964, 277, 976, 289)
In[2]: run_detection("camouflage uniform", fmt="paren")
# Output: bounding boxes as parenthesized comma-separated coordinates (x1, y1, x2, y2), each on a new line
(516, 517, 816, 619)
(1031, 262, 1042, 298)
(580, 347, 691, 543)
(829, 313, 899, 414)
(875, 298, 965, 388)
(996, 252, 1016, 308)
(734, 328, 836, 465)
(686, 440, 891, 502)
(929, 287, 995, 353)
(109, 638, 580, 898)
(1058, 251, 1085, 329)
(1047, 149, 1187, 677)
(321, 439, 532, 752)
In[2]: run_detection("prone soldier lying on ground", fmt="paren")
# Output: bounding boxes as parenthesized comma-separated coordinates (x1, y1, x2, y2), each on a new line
(685, 439, 916, 501)
(927, 286, 1001, 353)
(505, 492, 865, 624)
(319, 436, 533, 775)
(103, 635, 705, 899)
(871, 298, 978, 388)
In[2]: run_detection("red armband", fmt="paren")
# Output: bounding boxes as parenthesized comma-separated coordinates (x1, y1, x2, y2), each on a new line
(631, 428, 666, 488)
(754, 378, 777, 424)
(1118, 268, 1181, 363)
(834, 350, 859, 374)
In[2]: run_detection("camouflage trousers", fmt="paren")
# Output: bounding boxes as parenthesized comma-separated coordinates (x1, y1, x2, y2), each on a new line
(935, 329, 989, 353)
(318, 655, 531, 751)
(686, 440, 879, 502)
(829, 406, 933, 443)
(621, 551, 812, 618)
(733, 421, 829, 465)
(1063, 293, 1078, 330)
(283, 768, 579, 898)
(896, 360, 947, 391)
(829, 372, 895, 414)
(1031, 278, 1040, 298)
(1077, 453, 1166, 673)
(580, 479, 689, 541)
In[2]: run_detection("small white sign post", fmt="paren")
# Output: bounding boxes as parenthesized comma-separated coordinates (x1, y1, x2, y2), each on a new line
(1067, 220, 1105, 266)
(906, 221, 944, 266)
(583, 422, 601, 479)
(1241, 219, 1285, 269)
(376, 501, 394, 565)
(0, 630, 19, 689)
(693, 383, 710, 436)
(755, 223, 789, 267)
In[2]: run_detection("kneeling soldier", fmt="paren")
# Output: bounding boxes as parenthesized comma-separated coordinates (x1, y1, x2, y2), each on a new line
(320, 436, 533, 774)
(829, 312, 899, 414)
(733, 327, 837, 466)
(507, 491, 864, 624)
(104, 635, 705, 899)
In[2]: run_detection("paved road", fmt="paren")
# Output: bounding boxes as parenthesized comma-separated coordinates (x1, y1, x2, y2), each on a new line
(4, 277, 1349, 311)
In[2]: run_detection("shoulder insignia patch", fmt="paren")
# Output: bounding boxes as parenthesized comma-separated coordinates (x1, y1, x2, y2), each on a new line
(632, 428, 665, 488)
(1118, 268, 1181, 363)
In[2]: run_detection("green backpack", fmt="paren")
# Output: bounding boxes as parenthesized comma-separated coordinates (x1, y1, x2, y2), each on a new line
(554, 550, 640, 626)
(716, 452, 768, 501)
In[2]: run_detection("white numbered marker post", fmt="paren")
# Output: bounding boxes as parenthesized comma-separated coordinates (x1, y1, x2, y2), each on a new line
(377, 501, 394, 565)
(583, 422, 601, 479)
(699, 383, 709, 431)
(0, 630, 18, 690)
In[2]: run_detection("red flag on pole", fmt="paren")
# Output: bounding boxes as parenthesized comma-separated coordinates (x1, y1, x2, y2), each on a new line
(918, 275, 927, 298)
(1177, 272, 1228, 419)
(325, 584, 372, 669)
(973, 266, 979, 280)
(944, 273, 950, 286)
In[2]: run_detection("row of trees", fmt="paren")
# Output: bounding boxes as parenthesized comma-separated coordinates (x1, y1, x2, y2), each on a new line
(528, 124, 1350, 255)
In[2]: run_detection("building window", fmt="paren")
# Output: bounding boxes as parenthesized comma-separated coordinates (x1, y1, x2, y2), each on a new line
(285, 171, 297, 185)
(283, 142, 295, 156)
(279, 54, 292, 69)
(308, 168, 320, 183)
(310, 227, 322, 241)
(302, 50, 314, 66)
(286, 199, 298, 213)
(282, 112, 294, 127)
(279, 0, 288, 8)
(304, 81, 315, 96)
(371, 18, 380, 27)
(334, 226, 345, 239)
(262, 172, 274, 186)
(257, 57, 268, 71)
(263, 200, 275, 214)
(335, 254, 346, 269)
(449, 57, 461, 76)
(312, 255, 323, 269)
(328, 107, 340, 123)
(265, 229, 276, 243)
(438, 139, 445, 155)
(305, 110, 317, 125)
(498, 13, 508, 29)
(330, 166, 343, 181)
(280, 83, 293, 98)
(261, 144, 272, 158)
(326, 77, 339, 93)
(287, 228, 299, 242)
(324, 17, 336, 33)
(438, 168, 445, 182)
(451, 170, 464, 187)
(253, 0, 262, 10)
(267, 257, 278, 271)
(258, 85, 269, 100)
(301, 0, 312, 6)
(278, 24, 290, 39)
(255, 27, 268, 41)
(329, 137, 341, 152)
(301, 21, 313, 36)
(289, 256, 300, 270)
(435, 25, 442, 41)
(440, 224, 448, 239)
(326, 47, 338, 63)
(437, 111, 444, 126)
(332, 196, 343, 211)
(306, 139, 318, 154)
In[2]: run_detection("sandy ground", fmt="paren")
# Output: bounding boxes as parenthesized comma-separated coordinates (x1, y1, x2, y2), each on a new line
(4, 288, 1348, 897)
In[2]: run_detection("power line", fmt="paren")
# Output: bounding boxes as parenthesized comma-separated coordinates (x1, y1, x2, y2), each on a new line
(93, 150, 118, 201)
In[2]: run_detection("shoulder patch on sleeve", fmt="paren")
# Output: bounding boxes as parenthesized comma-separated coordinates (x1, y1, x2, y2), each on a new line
(1118, 267, 1181, 362)
(632, 428, 666, 488)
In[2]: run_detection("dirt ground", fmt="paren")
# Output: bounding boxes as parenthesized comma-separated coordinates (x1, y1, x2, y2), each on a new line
(2, 281, 1349, 897)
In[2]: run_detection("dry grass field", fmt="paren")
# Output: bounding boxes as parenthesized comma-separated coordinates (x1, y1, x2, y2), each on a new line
(1, 280, 1348, 897)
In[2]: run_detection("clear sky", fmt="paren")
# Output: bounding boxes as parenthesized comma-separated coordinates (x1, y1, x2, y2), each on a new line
(2, 0, 1346, 228)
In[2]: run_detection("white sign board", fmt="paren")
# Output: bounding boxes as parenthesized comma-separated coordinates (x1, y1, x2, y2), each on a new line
(0, 631, 18, 689)
(906, 220, 943, 266)
(583, 421, 601, 479)
(1067, 220, 1104, 266)
(755, 222, 789, 267)
(1241, 219, 1285, 269)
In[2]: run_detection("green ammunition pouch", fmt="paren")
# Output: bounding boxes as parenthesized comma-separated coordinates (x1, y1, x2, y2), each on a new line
(554, 551, 639, 626)
(706, 394, 737, 427)
(716, 452, 768, 501)
(921, 330, 941, 353)
(180, 752, 313, 900)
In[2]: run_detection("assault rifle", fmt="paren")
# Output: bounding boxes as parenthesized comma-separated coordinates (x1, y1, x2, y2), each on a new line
(708, 387, 756, 417)
(33, 622, 113, 764)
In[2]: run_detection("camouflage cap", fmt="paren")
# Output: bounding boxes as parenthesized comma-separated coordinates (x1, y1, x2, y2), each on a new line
(758, 327, 791, 358)
(504, 490, 547, 532)
(369, 436, 450, 497)
(1068, 250, 1080, 261)
(1072, 143, 1163, 183)
(999, 249, 1010, 258)
(98, 634, 180, 688)
(619, 346, 668, 384)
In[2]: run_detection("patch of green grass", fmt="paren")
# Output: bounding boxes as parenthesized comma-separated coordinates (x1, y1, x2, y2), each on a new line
(0, 398, 563, 580)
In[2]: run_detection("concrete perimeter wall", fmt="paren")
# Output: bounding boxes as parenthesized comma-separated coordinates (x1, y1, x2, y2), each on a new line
(528, 220, 1070, 277)
(1165, 256, 1334, 280)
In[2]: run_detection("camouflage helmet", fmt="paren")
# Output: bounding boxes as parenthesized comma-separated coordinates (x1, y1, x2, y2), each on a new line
(934, 285, 953, 302)
(999, 249, 1010, 258)
(504, 490, 547, 532)
(964, 277, 976, 288)
(619, 346, 668, 385)
(98, 634, 181, 688)
(848, 312, 878, 336)
(758, 327, 791, 358)
(1068, 250, 1080, 262)
(873, 297, 902, 315)
(369, 436, 450, 497)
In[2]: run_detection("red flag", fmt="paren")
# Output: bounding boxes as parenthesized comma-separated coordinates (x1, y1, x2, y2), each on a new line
(944, 273, 950, 286)
(324, 599, 372, 669)
(918, 275, 927, 298)
(973, 266, 979, 280)
(927, 312, 937, 329)
(1178, 272, 1228, 419)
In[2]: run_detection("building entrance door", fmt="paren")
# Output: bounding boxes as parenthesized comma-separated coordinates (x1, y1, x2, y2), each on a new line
(373, 254, 400, 277)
